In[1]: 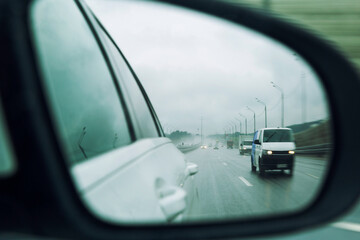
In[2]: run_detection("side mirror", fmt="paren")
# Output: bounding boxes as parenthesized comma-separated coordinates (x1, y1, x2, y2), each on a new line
(186, 162, 198, 176)
(12, 0, 360, 239)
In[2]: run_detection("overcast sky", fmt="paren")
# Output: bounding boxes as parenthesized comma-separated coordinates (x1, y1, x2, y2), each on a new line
(87, 0, 330, 135)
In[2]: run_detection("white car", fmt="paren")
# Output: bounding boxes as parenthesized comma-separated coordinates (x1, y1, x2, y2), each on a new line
(251, 128, 296, 175)
(239, 140, 253, 155)
(29, 0, 198, 223)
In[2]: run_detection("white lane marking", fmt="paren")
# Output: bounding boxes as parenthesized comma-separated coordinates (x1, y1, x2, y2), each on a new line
(306, 173, 319, 179)
(239, 177, 253, 187)
(332, 222, 360, 232)
(223, 162, 228, 166)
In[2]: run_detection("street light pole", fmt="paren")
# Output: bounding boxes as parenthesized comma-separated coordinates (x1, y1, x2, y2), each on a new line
(200, 116, 203, 145)
(232, 121, 237, 142)
(228, 122, 234, 141)
(228, 122, 233, 137)
(246, 106, 256, 133)
(239, 113, 247, 135)
(271, 82, 285, 127)
(256, 98, 267, 128)
(235, 117, 242, 135)
(231, 121, 237, 134)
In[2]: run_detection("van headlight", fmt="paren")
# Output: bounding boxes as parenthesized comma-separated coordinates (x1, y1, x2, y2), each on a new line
(289, 150, 295, 154)
(263, 150, 272, 155)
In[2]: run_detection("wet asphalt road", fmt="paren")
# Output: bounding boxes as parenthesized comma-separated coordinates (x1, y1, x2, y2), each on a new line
(182, 147, 360, 239)
(182, 147, 328, 221)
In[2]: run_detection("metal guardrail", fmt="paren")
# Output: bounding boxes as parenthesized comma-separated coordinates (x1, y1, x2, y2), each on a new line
(177, 143, 201, 153)
(176, 143, 332, 155)
(295, 143, 332, 155)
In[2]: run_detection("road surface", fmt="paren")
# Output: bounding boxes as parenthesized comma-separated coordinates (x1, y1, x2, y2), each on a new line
(182, 147, 360, 239)
(183, 147, 328, 221)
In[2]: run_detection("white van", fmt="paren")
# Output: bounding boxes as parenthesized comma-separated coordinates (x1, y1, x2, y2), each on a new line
(251, 128, 295, 175)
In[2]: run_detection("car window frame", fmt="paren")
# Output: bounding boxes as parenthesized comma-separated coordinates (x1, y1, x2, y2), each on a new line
(96, 24, 161, 139)
(31, 0, 139, 165)
(69, 0, 137, 144)
(82, 4, 165, 139)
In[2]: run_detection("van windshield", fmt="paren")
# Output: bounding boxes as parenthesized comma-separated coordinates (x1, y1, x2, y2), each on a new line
(243, 141, 252, 145)
(263, 129, 294, 143)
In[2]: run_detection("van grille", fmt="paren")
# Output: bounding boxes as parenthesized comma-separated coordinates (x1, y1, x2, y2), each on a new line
(272, 151, 289, 154)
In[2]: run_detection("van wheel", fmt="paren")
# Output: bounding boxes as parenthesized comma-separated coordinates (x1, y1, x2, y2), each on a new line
(259, 159, 265, 175)
(288, 168, 293, 176)
(259, 166, 265, 175)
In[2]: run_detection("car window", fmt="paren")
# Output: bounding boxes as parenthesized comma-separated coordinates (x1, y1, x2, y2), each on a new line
(99, 28, 160, 138)
(263, 129, 294, 142)
(31, 0, 132, 165)
(0, 101, 16, 177)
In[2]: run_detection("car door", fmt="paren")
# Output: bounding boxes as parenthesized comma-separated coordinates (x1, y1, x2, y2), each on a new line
(31, 0, 189, 223)
(86, 11, 191, 223)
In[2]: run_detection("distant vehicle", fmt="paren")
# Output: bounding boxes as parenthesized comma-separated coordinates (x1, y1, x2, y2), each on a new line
(251, 128, 296, 175)
(239, 140, 253, 155)
(200, 145, 208, 149)
(227, 140, 234, 149)
(214, 146, 219, 150)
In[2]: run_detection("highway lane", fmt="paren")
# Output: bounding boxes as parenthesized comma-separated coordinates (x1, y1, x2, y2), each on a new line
(182, 147, 328, 221)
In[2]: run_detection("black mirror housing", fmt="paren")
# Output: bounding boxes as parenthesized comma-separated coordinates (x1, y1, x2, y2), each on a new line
(0, 0, 359, 239)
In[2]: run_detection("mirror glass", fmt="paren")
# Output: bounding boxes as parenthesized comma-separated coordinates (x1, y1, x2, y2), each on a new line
(31, 0, 332, 224)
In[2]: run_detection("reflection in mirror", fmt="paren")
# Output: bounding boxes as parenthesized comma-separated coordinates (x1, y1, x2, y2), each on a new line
(186, 162, 199, 176)
(32, 0, 332, 224)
